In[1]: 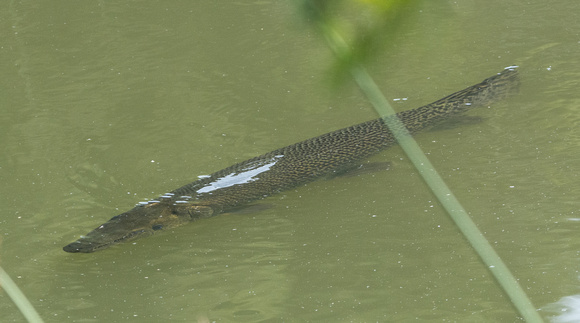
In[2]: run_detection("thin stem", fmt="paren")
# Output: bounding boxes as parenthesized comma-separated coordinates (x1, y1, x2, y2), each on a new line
(312, 8, 543, 323)
(0, 265, 44, 323)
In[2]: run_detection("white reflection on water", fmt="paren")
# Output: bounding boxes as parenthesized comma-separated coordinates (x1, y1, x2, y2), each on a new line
(196, 155, 284, 194)
(544, 291, 580, 322)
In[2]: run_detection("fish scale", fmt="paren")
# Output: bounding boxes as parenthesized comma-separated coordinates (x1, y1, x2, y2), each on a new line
(63, 67, 519, 253)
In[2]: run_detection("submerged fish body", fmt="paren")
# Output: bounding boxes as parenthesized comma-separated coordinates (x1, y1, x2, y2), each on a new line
(63, 67, 519, 253)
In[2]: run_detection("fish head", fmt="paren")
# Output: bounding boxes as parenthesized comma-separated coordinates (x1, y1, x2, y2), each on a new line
(63, 201, 214, 253)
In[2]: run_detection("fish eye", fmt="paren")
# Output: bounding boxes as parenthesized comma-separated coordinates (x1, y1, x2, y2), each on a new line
(152, 224, 163, 231)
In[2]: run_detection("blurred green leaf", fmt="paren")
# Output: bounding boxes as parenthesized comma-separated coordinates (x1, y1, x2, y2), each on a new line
(299, 0, 422, 86)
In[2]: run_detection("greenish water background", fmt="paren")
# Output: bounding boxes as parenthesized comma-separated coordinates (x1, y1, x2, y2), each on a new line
(1, 1, 580, 321)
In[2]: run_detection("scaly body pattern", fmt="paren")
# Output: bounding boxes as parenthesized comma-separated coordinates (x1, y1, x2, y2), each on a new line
(63, 67, 519, 253)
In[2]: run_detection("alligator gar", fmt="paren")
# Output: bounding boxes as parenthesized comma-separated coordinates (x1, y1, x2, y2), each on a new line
(63, 67, 519, 253)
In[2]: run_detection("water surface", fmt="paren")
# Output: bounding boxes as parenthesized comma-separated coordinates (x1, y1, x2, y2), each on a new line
(1, 1, 579, 321)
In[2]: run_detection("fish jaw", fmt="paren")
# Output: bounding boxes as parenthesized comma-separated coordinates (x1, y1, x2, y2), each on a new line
(63, 202, 214, 253)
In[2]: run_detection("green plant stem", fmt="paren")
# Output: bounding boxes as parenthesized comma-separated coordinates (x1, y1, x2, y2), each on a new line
(0, 265, 44, 323)
(314, 11, 544, 323)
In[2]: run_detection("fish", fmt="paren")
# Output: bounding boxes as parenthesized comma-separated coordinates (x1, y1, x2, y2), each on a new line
(63, 67, 519, 253)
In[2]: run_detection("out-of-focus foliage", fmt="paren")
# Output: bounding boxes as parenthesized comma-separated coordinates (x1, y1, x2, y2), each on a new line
(298, 0, 421, 84)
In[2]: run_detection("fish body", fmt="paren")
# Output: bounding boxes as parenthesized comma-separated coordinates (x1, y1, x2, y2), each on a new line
(63, 68, 519, 253)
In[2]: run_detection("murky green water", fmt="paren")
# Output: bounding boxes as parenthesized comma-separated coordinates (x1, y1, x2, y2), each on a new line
(2, 1, 580, 322)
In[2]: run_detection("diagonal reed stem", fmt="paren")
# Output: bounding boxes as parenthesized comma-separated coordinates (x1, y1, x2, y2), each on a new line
(0, 265, 44, 323)
(310, 6, 544, 323)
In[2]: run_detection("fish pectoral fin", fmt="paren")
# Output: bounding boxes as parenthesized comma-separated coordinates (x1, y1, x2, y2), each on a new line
(225, 203, 275, 215)
(331, 161, 392, 178)
(428, 115, 485, 132)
